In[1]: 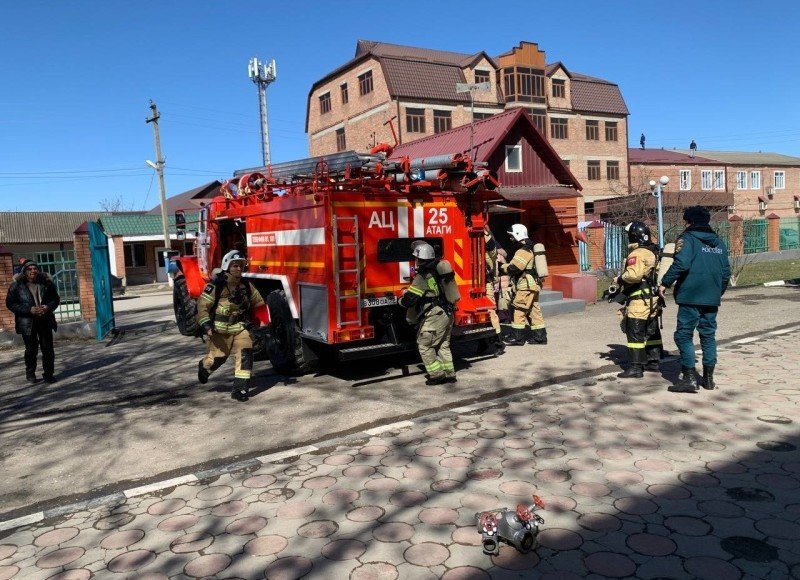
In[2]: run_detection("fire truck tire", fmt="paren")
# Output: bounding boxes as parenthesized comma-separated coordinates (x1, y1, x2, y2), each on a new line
(265, 291, 318, 375)
(173, 276, 200, 337)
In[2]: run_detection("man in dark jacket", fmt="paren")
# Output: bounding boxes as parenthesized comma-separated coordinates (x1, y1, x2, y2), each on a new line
(659, 207, 731, 393)
(5, 259, 61, 383)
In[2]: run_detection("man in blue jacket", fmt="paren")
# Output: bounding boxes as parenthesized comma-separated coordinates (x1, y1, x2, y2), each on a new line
(659, 206, 731, 393)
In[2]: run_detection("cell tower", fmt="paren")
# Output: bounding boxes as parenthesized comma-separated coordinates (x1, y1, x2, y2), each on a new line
(248, 57, 277, 166)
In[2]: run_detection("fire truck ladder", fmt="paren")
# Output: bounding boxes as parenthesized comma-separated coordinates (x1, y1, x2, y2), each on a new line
(332, 215, 362, 328)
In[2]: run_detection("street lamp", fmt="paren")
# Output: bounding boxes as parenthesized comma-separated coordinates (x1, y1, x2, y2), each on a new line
(649, 175, 670, 247)
(455, 81, 491, 160)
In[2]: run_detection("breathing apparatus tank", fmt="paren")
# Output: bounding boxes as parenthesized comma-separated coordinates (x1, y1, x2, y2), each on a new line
(656, 243, 675, 285)
(436, 260, 461, 304)
(533, 243, 548, 278)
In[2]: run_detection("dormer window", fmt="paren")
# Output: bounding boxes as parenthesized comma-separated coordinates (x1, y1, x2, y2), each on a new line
(552, 79, 565, 98)
(475, 69, 490, 84)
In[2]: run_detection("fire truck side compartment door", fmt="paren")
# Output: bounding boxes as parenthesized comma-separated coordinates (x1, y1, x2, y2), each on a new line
(299, 283, 328, 341)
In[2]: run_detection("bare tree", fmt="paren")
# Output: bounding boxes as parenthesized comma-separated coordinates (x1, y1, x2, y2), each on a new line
(99, 195, 135, 213)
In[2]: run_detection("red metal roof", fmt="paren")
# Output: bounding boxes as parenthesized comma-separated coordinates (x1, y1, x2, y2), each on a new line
(389, 108, 581, 191)
(629, 149, 718, 165)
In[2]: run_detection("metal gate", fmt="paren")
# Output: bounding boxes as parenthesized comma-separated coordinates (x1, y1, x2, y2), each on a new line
(34, 250, 81, 323)
(604, 223, 627, 272)
(88, 222, 115, 339)
(743, 219, 768, 254)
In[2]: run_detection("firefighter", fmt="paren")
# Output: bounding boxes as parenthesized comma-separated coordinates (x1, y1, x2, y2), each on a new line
(476, 224, 505, 355)
(196, 250, 265, 401)
(399, 241, 458, 385)
(615, 221, 663, 378)
(501, 224, 547, 346)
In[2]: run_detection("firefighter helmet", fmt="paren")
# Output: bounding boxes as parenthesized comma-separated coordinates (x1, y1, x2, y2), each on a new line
(625, 221, 651, 244)
(411, 241, 435, 261)
(507, 224, 528, 242)
(221, 250, 247, 272)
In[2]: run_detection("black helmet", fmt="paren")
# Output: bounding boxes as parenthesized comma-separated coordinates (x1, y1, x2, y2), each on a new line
(625, 221, 651, 245)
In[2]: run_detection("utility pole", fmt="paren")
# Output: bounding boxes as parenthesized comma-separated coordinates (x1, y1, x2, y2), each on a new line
(248, 57, 277, 166)
(145, 100, 172, 285)
(455, 81, 491, 160)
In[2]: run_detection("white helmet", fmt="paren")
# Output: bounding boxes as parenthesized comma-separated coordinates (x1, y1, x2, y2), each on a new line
(507, 224, 528, 242)
(411, 241, 435, 260)
(221, 250, 247, 272)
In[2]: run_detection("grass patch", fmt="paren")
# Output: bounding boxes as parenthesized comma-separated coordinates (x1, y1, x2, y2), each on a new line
(734, 258, 800, 287)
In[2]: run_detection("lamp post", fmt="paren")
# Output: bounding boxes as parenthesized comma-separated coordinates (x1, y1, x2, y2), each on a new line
(649, 175, 670, 248)
(455, 81, 491, 160)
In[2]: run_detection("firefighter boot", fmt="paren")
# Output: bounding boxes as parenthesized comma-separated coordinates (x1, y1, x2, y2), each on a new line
(198, 361, 210, 385)
(528, 328, 548, 345)
(702, 365, 716, 390)
(644, 360, 661, 372)
(231, 378, 249, 402)
(493, 334, 506, 354)
(425, 375, 449, 386)
(503, 328, 526, 346)
(669, 367, 699, 393)
(617, 364, 643, 378)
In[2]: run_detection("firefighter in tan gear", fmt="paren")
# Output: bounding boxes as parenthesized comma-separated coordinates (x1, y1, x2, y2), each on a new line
(196, 250, 265, 401)
(399, 241, 459, 386)
(502, 224, 547, 346)
(613, 221, 663, 378)
(476, 224, 506, 355)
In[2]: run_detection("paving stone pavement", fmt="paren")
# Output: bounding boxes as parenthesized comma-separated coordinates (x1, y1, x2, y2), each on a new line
(1, 329, 799, 579)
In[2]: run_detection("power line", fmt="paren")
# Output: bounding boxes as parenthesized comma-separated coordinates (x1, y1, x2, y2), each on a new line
(0, 167, 144, 176)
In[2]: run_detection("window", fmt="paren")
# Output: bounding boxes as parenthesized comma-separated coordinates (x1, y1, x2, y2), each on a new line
(475, 69, 490, 84)
(526, 108, 546, 132)
(124, 243, 146, 268)
(587, 160, 601, 180)
(775, 171, 785, 189)
(606, 161, 619, 180)
(585, 120, 599, 140)
(750, 171, 761, 189)
(319, 92, 331, 115)
(680, 170, 692, 191)
(503, 66, 544, 103)
(406, 108, 425, 133)
(335, 128, 346, 152)
(736, 171, 747, 190)
(340, 83, 349, 104)
(701, 170, 712, 190)
(472, 112, 494, 121)
(552, 79, 565, 98)
(605, 121, 618, 141)
(713, 170, 725, 190)
(584, 202, 595, 214)
(550, 117, 568, 139)
(358, 70, 373, 96)
(505, 145, 522, 172)
(433, 110, 451, 134)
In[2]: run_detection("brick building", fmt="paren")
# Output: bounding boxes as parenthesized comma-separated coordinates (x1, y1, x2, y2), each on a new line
(619, 149, 800, 219)
(306, 40, 628, 211)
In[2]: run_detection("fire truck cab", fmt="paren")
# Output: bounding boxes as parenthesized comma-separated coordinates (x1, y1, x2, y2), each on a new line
(172, 148, 501, 375)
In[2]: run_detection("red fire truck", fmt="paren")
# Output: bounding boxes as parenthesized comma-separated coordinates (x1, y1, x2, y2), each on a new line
(172, 147, 501, 375)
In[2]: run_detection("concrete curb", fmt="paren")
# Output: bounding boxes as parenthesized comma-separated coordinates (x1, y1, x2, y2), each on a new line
(763, 277, 800, 287)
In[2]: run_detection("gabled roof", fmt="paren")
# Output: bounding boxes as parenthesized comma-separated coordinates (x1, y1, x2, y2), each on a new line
(0, 211, 119, 244)
(389, 108, 581, 191)
(629, 149, 718, 165)
(99, 213, 200, 237)
(671, 150, 800, 166)
(147, 181, 221, 215)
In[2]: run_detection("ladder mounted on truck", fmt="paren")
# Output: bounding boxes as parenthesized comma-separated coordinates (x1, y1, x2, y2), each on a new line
(332, 215, 362, 328)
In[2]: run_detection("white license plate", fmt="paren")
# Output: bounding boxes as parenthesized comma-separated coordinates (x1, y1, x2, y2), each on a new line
(361, 296, 398, 308)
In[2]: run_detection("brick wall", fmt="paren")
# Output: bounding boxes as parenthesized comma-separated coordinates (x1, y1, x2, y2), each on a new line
(73, 229, 96, 323)
(0, 247, 15, 331)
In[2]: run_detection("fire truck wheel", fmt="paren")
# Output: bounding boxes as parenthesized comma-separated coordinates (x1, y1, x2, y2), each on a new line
(173, 276, 200, 337)
(265, 291, 318, 375)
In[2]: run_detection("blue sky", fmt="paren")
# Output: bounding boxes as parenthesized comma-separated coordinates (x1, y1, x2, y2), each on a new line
(2, 1, 799, 212)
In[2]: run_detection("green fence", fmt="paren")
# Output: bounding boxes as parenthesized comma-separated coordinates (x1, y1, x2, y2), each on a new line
(34, 250, 81, 323)
(742, 219, 768, 254)
(780, 217, 800, 250)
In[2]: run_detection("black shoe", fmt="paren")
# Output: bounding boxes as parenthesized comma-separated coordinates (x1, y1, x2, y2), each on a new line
(617, 364, 643, 378)
(702, 365, 716, 390)
(42, 375, 57, 383)
(425, 375, 448, 386)
(198, 361, 210, 384)
(493, 338, 505, 355)
(26, 373, 37, 384)
(231, 388, 249, 401)
(644, 361, 660, 372)
(503, 328, 526, 346)
(527, 328, 548, 345)
(669, 367, 699, 393)
(445, 375, 457, 384)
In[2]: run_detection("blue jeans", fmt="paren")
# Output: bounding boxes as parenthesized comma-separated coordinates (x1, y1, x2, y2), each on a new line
(674, 305, 718, 368)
